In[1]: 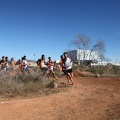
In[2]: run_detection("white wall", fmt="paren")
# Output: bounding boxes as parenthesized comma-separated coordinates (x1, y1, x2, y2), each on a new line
(91, 62, 107, 66)
(67, 49, 99, 61)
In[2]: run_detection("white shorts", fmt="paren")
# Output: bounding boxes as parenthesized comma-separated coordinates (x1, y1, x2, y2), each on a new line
(49, 66, 54, 71)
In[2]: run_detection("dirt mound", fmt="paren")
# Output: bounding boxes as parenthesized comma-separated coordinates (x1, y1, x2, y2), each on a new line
(73, 70, 95, 77)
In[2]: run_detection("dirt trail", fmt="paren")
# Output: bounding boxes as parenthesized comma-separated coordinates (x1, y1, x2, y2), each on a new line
(0, 77, 120, 120)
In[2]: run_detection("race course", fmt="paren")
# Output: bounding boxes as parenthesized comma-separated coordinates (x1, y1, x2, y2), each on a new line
(0, 76, 120, 120)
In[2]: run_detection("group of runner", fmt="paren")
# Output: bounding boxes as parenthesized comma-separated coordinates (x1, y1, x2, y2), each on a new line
(58, 52, 74, 85)
(37, 52, 74, 85)
(37, 54, 57, 80)
(0, 56, 9, 72)
(0, 52, 74, 85)
(0, 55, 29, 74)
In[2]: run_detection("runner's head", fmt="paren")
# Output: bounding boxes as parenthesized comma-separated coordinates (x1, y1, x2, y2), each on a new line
(2, 56, 5, 59)
(41, 54, 45, 60)
(48, 57, 51, 60)
(5, 56, 8, 59)
(60, 55, 64, 60)
(23, 56, 26, 60)
(63, 52, 67, 58)
(21, 57, 24, 61)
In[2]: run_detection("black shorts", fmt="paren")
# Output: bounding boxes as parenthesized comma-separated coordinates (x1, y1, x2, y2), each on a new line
(41, 67, 48, 71)
(66, 69, 73, 73)
(62, 70, 67, 75)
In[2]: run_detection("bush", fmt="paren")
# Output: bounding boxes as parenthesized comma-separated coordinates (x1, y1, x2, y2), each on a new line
(0, 69, 53, 99)
(88, 66, 104, 75)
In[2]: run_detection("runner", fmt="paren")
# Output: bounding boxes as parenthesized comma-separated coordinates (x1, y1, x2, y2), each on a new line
(0, 56, 5, 70)
(36, 58, 41, 66)
(63, 52, 74, 85)
(39, 54, 48, 75)
(47, 57, 57, 80)
(4, 56, 9, 72)
(58, 55, 67, 77)
(22, 56, 29, 74)
(19, 57, 24, 72)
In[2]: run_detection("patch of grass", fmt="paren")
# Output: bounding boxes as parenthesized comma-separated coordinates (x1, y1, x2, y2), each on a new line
(0, 70, 54, 99)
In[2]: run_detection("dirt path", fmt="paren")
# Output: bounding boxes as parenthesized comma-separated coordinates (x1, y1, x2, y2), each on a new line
(0, 77, 120, 120)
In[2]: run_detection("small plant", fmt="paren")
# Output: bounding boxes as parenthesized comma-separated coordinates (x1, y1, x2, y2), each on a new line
(87, 66, 104, 75)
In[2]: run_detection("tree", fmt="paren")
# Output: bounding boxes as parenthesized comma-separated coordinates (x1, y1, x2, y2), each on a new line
(70, 34, 106, 62)
(90, 39, 106, 61)
(70, 34, 91, 61)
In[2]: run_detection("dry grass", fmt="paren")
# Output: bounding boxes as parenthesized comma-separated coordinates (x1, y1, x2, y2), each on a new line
(73, 64, 120, 77)
(0, 65, 120, 99)
(0, 68, 56, 99)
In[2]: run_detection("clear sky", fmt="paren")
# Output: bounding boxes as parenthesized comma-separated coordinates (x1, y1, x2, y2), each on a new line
(0, 0, 120, 62)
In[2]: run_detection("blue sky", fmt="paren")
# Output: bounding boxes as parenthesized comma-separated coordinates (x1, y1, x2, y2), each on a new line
(0, 0, 120, 62)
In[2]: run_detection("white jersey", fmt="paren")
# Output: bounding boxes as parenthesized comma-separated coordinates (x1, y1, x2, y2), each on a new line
(5, 61, 9, 67)
(65, 57, 72, 70)
(23, 60, 28, 68)
(4, 61, 9, 72)
(41, 62, 47, 68)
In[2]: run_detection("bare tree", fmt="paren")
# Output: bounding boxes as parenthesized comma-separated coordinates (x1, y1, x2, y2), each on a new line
(70, 34, 91, 61)
(90, 39, 106, 61)
(70, 34, 106, 63)
(70, 34, 91, 49)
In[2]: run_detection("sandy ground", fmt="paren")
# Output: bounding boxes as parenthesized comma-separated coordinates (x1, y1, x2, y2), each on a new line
(0, 76, 120, 120)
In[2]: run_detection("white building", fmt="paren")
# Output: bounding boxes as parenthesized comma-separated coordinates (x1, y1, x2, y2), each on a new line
(91, 62, 107, 66)
(109, 62, 120, 66)
(67, 49, 100, 62)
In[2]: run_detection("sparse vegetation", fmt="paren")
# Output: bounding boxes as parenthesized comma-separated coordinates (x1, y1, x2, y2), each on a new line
(0, 68, 58, 99)
(72, 63, 120, 77)
(0, 64, 120, 99)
